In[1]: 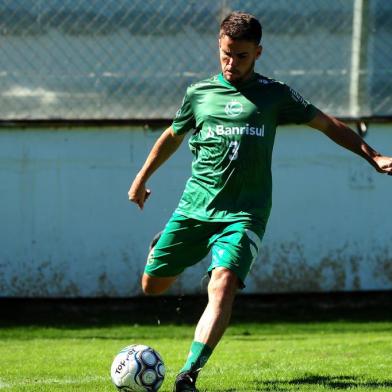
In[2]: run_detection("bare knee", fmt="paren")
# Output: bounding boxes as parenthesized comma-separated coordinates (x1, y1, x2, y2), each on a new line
(141, 274, 176, 295)
(208, 268, 239, 305)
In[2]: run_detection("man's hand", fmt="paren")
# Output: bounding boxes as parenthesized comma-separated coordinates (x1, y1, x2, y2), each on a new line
(127, 126, 185, 210)
(373, 155, 392, 175)
(128, 176, 151, 210)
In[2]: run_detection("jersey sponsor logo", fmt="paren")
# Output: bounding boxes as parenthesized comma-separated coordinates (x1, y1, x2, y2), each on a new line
(206, 124, 265, 138)
(225, 100, 243, 117)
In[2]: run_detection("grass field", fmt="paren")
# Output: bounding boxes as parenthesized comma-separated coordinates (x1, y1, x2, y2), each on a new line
(1, 296, 392, 391)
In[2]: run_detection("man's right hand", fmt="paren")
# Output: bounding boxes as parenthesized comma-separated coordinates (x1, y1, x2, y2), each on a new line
(128, 177, 151, 210)
(127, 126, 185, 210)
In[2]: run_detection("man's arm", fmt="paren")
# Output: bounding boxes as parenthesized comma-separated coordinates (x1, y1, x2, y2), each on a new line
(128, 126, 186, 209)
(307, 110, 392, 175)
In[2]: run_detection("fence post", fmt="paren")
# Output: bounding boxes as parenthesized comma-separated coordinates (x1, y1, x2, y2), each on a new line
(349, 0, 369, 118)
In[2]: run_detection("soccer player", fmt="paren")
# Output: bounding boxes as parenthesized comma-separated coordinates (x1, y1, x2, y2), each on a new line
(128, 12, 392, 392)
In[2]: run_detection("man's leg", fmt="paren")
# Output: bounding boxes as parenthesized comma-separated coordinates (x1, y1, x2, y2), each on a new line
(141, 230, 177, 295)
(194, 267, 238, 348)
(173, 267, 238, 391)
(142, 217, 212, 297)
(141, 273, 177, 295)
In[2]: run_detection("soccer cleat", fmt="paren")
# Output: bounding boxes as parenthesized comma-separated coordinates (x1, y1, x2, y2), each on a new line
(173, 371, 199, 392)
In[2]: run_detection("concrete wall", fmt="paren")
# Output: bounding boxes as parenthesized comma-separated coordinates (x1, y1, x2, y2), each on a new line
(0, 124, 391, 297)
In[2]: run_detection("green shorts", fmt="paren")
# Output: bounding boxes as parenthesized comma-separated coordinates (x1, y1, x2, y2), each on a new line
(144, 213, 265, 287)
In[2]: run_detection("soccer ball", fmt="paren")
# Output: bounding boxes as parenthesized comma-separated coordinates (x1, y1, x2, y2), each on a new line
(110, 344, 165, 391)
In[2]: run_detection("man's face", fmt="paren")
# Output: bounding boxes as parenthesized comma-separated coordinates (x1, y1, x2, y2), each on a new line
(219, 34, 262, 83)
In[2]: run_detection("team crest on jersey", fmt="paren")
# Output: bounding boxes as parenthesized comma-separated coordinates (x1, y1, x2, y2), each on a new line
(225, 100, 243, 117)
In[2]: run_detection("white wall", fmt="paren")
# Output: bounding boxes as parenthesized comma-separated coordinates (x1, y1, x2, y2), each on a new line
(0, 124, 391, 297)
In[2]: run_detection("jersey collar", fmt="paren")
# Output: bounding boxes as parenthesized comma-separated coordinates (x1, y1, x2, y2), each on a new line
(218, 72, 258, 90)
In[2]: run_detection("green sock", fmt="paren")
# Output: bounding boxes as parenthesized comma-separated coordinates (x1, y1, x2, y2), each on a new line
(180, 341, 213, 374)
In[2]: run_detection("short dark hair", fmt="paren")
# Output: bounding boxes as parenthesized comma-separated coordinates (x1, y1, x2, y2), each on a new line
(219, 12, 262, 45)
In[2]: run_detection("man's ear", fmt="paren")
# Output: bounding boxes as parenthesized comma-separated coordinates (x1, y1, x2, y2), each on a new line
(256, 45, 263, 59)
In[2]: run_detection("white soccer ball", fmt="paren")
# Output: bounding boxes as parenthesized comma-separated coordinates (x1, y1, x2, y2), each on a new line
(110, 344, 165, 392)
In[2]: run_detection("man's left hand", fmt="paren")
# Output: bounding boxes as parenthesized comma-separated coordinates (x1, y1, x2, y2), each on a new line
(373, 155, 392, 175)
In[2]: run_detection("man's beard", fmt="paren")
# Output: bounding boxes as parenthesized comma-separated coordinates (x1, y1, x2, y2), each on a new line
(229, 60, 255, 85)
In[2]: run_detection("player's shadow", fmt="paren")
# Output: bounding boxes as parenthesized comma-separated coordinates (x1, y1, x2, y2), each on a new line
(248, 374, 392, 390)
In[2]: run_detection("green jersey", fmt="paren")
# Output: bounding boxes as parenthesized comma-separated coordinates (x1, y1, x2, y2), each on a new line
(172, 73, 318, 227)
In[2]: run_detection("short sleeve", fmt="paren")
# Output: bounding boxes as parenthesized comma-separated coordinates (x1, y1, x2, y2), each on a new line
(277, 85, 318, 125)
(171, 90, 196, 135)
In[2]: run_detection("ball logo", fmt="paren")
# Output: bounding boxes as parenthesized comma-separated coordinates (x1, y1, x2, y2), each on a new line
(225, 100, 243, 117)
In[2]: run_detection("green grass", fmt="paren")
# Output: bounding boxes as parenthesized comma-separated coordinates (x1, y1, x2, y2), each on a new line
(1, 320, 392, 391)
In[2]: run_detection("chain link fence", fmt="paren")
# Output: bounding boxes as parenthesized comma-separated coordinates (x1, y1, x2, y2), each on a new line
(0, 0, 391, 121)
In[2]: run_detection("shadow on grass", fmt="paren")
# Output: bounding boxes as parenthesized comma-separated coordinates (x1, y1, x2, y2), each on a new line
(246, 374, 392, 390)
